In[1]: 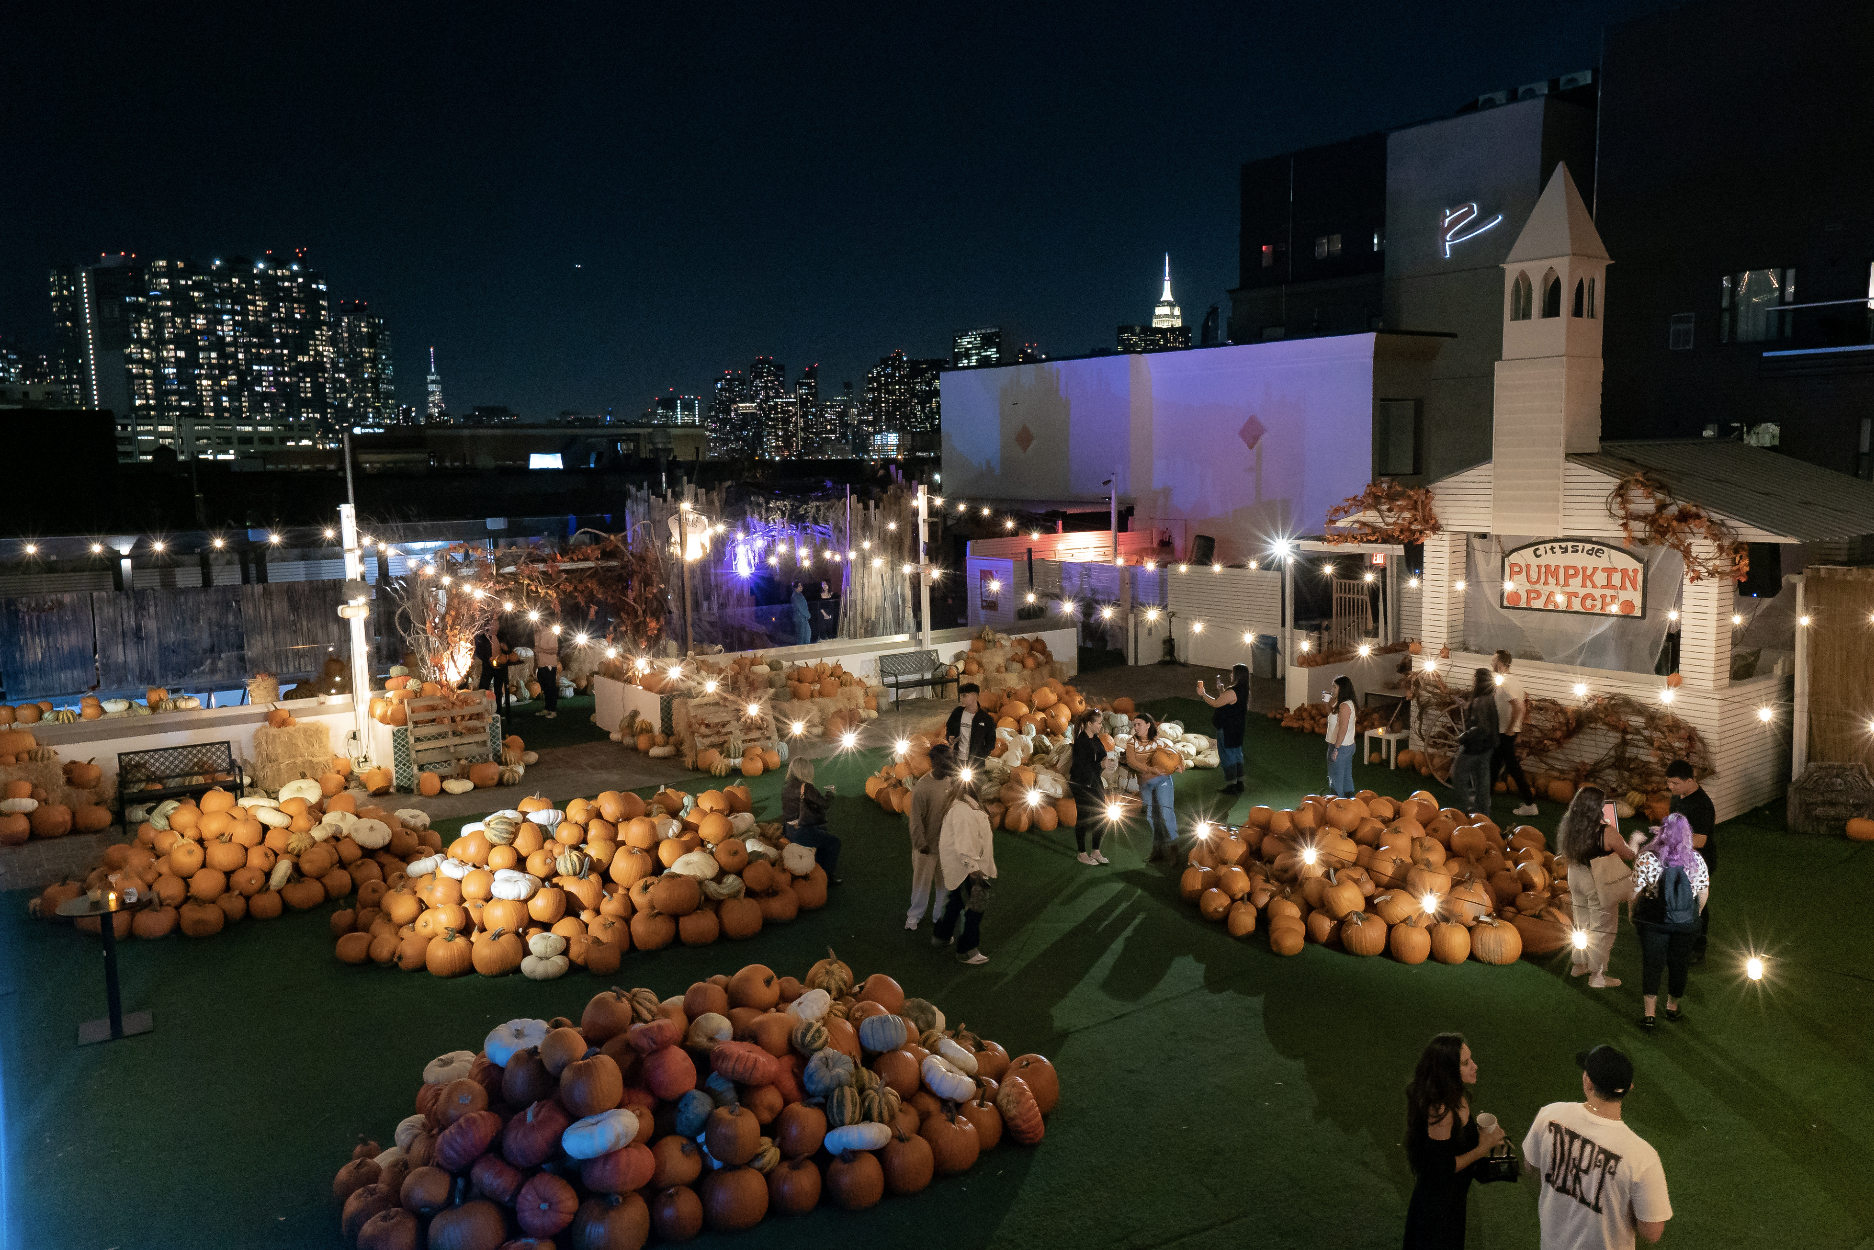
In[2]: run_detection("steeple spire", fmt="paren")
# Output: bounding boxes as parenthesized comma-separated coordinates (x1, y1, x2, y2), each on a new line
(1161, 253, 1173, 302)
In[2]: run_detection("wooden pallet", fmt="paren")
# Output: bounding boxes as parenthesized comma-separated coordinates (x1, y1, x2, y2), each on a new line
(402, 693, 498, 772)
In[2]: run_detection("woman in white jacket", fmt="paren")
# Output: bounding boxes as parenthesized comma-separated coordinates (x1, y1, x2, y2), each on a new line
(931, 789, 997, 965)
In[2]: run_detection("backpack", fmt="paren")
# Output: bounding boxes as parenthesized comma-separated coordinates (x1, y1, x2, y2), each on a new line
(1638, 862, 1698, 929)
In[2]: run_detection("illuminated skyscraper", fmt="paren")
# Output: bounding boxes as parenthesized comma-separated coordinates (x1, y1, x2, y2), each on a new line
(1119, 254, 1193, 353)
(426, 347, 445, 422)
(649, 393, 703, 425)
(1153, 253, 1183, 328)
(952, 327, 1002, 367)
(333, 300, 397, 427)
(707, 369, 752, 457)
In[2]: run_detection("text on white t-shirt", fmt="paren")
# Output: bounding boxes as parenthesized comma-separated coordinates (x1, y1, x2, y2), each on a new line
(1521, 1101, 1672, 1250)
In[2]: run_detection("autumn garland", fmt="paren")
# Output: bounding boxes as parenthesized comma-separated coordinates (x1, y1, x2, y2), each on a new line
(1605, 470, 1750, 584)
(1323, 480, 1443, 546)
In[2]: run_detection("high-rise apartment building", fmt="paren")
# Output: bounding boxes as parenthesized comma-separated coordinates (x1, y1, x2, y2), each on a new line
(426, 347, 445, 422)
(54, 255, 145, 431)
(908, 358, 944, 438)
(649, 393, 703, 425)
(1117, 255, 1194, 353)
(953, 327, 1003, 368)
(864, 351, 943, 448)
(707, 370, 753, 457)
(795, 363, 819, 442)
(333, 299, 397, 428)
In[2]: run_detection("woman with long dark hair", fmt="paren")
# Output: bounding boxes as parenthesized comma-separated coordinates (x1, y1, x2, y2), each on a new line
(1324, 674, 1358, 798)
(1631, 812, 1710, 1028)
(1402, 1033, 1505, 1248)
(1449, 669, 1498, 815)
(1069, 707, 1109, 866)
(1556, 785, 1635, 988)
(1124, 712, 1182, 863)
(1196, 663, 1251, 797)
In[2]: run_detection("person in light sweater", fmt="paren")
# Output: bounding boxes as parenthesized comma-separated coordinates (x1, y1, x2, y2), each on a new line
(932, 789, 997, 965)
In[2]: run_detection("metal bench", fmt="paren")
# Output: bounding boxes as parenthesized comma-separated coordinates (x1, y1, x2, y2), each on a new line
(117, 741, 245, 804)
(877, 649, 955, 710)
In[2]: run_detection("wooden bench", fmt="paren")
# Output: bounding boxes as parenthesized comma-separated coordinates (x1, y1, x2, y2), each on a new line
(877, 649, 955, 710)
(117, 741, 245, 804)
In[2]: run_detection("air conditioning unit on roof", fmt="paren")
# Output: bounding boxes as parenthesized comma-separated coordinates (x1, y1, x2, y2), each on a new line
(1559, 70, 1594, 91)
(1476, 90, 1510, 110)
(1516, 80, 1552, 101)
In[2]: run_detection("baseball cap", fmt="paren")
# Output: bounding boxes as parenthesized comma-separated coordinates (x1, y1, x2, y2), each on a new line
(1576, 1045, 1634, 1098)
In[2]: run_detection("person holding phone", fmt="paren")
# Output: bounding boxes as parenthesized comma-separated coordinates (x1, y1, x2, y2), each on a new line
(1323, 675, 1358, 798)
(1196, 664, 1250, 797)
(1556, 787, 1636, 988)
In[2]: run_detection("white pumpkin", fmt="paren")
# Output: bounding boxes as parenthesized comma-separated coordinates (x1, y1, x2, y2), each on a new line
(278, 779, 323, 805)
(150, 799, 182, 831)
(423, 1050, 476, 1085)
(521, 751, 538, 765)
(394, 808, 431, 830)
(727, 811, 756, 835)
(668, 850, 721, 880)
(824, 1123, 892, 1153)
(686, 1013, 732, 1049)
(268, 861, 295, 892)
(701, 874, 744, 900)
(561, 1109, 637, 1159)
(394, 1114, 429, 1151)
(237, 795, 280, 809)
(491, 869, 539, 901)
(647, 745, 676, 758)
(372, 1145, 405, 1172)
(529, 808, 565, 829)
(789, 988, 832, 1022)
(100, 698, 130, 714)
(124, 803, 152, 825)
(406, 854, 444, 878)
(936, 1037, 979, 1075)
(521, 954, 570, 980)
(781, 842, 816, 876)
(744, 838, 778, 862)
(526, 932, 566, 959)
(0, 797, 38, 814)
(349, 818, 392, 850)
(441, 778, 476, 795)
(921, 1054, 974, 1101)
(251, 805, 290, 828)
(460, 821, 486, 836)
(484, 1018, 550, 1065)
(436, 857, 471, 881)
(652, 815, 681, 841)
(490, 809, 524, 822)
(324, 810, 359, 833)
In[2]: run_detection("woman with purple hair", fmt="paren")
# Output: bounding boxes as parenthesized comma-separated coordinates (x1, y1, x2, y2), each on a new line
(1630, 813, 1710, 1029)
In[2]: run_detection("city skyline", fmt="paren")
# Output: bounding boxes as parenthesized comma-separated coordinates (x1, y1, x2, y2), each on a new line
(0, 3, 1658, 425)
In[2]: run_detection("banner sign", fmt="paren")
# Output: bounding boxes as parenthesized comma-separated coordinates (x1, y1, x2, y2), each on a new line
(1501, 541, 1646, 617)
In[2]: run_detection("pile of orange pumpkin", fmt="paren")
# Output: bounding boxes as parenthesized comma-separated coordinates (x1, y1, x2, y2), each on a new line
(368, 676, 489, 729)
(330, 954, 1057, 1248)
(1178, 790, 1576, 963)
(0, 755, 114, 846)
(331, 786, 831, 977)
(29, 786, 441, 940)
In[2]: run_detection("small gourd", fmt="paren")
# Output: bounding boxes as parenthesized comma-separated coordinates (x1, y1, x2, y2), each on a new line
(561, 1109, 637, 1159)
(521, 953, 570, 980)
(920, 1055, 974, 1102)
(824, 1123, 891, 1154)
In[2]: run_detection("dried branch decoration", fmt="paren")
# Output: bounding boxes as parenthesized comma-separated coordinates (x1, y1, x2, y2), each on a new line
(1324, 480, 1442, 546)
(1605, 470, 1749, 583)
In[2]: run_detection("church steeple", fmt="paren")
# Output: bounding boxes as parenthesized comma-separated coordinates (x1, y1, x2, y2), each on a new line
(1152, 254, 1182, 329)
(1490, 162, 1611, 536)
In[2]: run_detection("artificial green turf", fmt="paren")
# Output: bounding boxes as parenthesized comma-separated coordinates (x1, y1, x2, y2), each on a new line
(498, 693, 612, 751)
(2, 699, 1870, 1250)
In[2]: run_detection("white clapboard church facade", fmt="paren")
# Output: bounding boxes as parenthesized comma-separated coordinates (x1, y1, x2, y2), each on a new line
(1412, 164, 1874, 822)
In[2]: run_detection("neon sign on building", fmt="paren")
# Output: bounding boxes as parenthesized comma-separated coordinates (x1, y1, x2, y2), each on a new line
(1441, 202, 1504, 258)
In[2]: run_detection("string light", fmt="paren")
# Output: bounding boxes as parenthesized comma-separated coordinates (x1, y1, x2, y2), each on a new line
(527, 610, 541, 622)
(871, 557, 883, 568)
(1105, 801, 1122, 821)
(1424, 659, 1438, 672)
(1191, 621, 1204, 633)
(1364, 571, 1376, 583)
(703, 679, 719, 694)
(1299, 638, 1311, 652)
(1100, 606, 1114, 620)
(1145, 608, 1160, 622)
(1798, 615, 1811, 626)
(152, 541, 166, 552)
(1746, 955, 1765, 981)
(791, 720, 807, 736)
(1246, 560, 1256, 570)
(1144, 560, 1156, 571)
(1571, 929, 1589, 951)
(1024, 591, 1036, 604)
(1302, 846, 1318, 865)
(745, 702, 761, 717)
(840, 731, 858, 748)
(605, 647, 618, 658)
(1731, 613, 1743, 625)
(1178, 564, 1188, 573)
(987, 579, 1001, 593)
(958, 767, 974, 783)
(1659, 688, 1676, 704)
(268, 533, 282, 545)
(1408, 576, 1420, 588)
(1357, 644, 1371, 657)
(1573, 682, 1588, 697)
(89, 543, 103, 554)
(1667, 609, 1679, 622)
(1454, 579, 1466, 591)
(1757, 706, 1774, 722)
(21, 544, 35, 556)
(1193, 821, 1212, 840)
(1242, 631, 1254, 644)
(901, 563, 913, 574)
(502, 600, 514, 611)
(322, 528, 335, 539)
(1025, 789, 1042, 807)
(550, 624, 561, 635)
(212, 538, 225, 549)
(1420, 893, 1439, 914)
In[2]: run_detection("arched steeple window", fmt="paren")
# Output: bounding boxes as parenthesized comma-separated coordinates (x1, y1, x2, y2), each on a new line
(1510, 271, 1533, 321)
(1587, 277, 1597, 319)
(1541, 269, 1562, 318)
(1572, 278, 1586, 317)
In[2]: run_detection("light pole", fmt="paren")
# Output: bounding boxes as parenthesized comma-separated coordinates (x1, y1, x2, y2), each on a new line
(916, 483, 932, 653)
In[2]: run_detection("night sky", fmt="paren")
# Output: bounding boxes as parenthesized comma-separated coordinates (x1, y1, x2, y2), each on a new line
(4, 1, 1666, 420)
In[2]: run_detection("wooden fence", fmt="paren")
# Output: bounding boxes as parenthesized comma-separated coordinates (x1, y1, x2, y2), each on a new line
(0, 582, 375, 701)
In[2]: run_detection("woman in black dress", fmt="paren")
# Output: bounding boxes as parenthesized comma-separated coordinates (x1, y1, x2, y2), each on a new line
(1068, 708, 1108, 866)
(1402, 1032, 1505, 1249)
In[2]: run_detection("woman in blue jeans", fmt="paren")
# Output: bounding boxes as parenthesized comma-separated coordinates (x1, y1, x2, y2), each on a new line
(1324, 674, 1357, 798)
(1126, 713, 1183, 862)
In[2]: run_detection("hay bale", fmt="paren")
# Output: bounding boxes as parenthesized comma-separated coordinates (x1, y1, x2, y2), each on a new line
(251, 721, 334, 794)
(247, 672, 282, 704)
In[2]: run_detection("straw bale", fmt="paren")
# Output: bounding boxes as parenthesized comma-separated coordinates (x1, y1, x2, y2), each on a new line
(251, 722, 335, 793)
(247, 672, 282, 704)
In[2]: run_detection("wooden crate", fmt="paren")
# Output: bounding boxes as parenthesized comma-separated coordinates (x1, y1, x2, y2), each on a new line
(402, 694, 498, 773)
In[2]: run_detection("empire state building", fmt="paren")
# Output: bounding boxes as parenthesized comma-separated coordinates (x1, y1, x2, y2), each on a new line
(1118, 254, 1193, 353)
(1152, 254, 1182, 328)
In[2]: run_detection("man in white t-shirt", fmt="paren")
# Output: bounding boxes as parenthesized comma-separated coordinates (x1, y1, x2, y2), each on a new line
(1522, 1045, 1672, 1248)
(1492, 650, 1540, 817)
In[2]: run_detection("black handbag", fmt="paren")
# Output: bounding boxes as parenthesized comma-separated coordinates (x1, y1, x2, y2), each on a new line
(1473, 1145, 1520, 1184)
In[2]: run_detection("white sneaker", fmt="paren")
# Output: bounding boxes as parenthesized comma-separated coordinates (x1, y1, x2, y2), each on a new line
(904, 918, 920, 930)
(1076, 852, 1097, 865)
(1093, 850, 1110, 864)
(959, 951, 989, 965)
(1514, 803, 1539, 816)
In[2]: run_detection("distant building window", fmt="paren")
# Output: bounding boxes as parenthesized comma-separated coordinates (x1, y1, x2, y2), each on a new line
(1668, 313, 1695, 350)
(1510, 272, 1533, 321)
(1720, 269, 1795, 342)
(1541, 269, 1562, 318)
(1314, 236, 1329, 260)
(1261, 245, 1274, 269)
(1328, 234, 1342, 257)
(1373, 231, 1383, 253)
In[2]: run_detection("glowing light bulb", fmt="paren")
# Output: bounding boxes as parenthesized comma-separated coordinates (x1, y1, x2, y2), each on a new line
(959, 767, 974, 783)
(1572, 929, 1589, 950)
(1299, 639, 1311, 652)
(1573, 682, 1588, 697)
(1357, 644, 1371, 657)
(1364, 571, 1376, 583)
(209, 537, 224, 549)
(528, 610, 541, 622)
(1302, 847, 1318, 865)
(1059, 601, 1073, 613)
(22, 544, 35, 555)
(1408, 576, 1420, 588)
(152, 541, 166, 552)
(1757, 706, 1773, 722)
(703, 679, 718, 694)
(1731, 613, 1743, 625)
(841, 731, 857, 748)
(1025, 591, 1036, 604)
(1242, 631, 1254, 644)
(893, 739, 909, 756)
(871, 557, 882, 569)
(1192, 621, 1204, 634)
(791, 721, 806, 736)
(932, 569, 944, 580)
(745, 702, 760, 717)
(1746, 956, 1764, 981)
(503, 600, 514, 611)
(1003, 519, 1014, 530)
(1025, 790, 1042, 807)
(1455, 579, 1466, 591)
(605, 647, 617, 658)
(634, 657, 649, 672)
(550, 624, 561, 635)
(887, 522, 898, 530)
(322, 528, 335, 539)
(472, 588, 484, 599)
(981, 507, 991, 516)
(268, 533, 282, 544)
(1145, 560, 1156, 571)
(1424, 659, 1438, 672)
(1145, 608, 1160, 622)
(1493, 673, 1505, 686)
(1503, 579, 1514, 592)
(1798, 615, 1811, 626)
(1105, 802, 1122, 821)
(1100, 607, 1113, 620)
(90, 543, 103, 554)
(1114, 556, 1124, 566)
(1178, 564, 1188, 573)
(1194, 822, 1212, 840)
(1667, 609, 1679, 622)
(1422, 894, 1440, 914)
(902, 563, 913, 574)
(1660, 688, 1675, 704)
